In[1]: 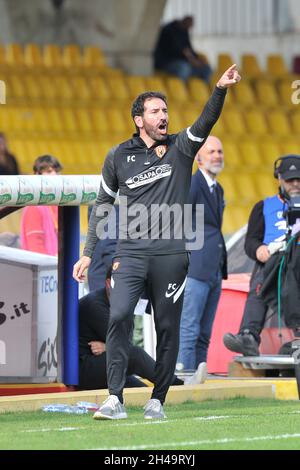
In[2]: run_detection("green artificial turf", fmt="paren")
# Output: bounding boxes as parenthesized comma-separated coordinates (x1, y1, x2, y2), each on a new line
(1, 397, 300, 450)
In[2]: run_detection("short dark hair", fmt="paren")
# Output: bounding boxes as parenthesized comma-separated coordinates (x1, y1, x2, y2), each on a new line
(33, 155, 63, 174)
(131, 91, 167, 131)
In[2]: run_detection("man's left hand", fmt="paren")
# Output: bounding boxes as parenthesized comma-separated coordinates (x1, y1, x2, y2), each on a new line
(217, 64, 241, 89)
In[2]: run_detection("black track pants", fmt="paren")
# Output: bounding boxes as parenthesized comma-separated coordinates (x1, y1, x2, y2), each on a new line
(106, 253, 189, 403)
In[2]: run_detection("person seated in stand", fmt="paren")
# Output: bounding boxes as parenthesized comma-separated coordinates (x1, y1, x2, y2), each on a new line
(20, 155, 62, 255)
(153, 15, 212, 83)
(78, 267, 205, 390)
(223, 155, 300, 356)
(0, 132, 19, 175)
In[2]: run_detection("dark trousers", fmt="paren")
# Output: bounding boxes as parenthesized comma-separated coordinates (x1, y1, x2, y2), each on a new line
(79, 345, 155, 390)
(239, 264, 268, 342)
(107, 253, 189, 404)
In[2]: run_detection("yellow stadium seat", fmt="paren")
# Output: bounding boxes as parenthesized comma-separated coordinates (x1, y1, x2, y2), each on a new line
(278, 80, 297, 108)
(88, 77, 111, 101)
(90, 109, 110, 136)
(55, 76, 73, 101)
(75, 109, 93, 134)
(222, 140, 240, 170)
(229, 206, 251, 232)
(145, 76, 168, 95)
(47, 108, 63, 133)
(39, 76, 57, 101)
(211, 117, 225, 138)
(70, 76, 91, 102)
(222, 110, 247, 136)
(80, 205, 89, 234)
(259, 141, 281, 169)
(217, 53, 234, 72)
(290, 110, 300, 134)
(187, 78, 210, 103)
(107, 108, 131, 136)
(181, 107, 199, 128)
(23, 75, 42, 100)
(108, 76, 129, 102)
(167, 108, 184, 134)
(235, 173, 257, 203)
(125, 76, 147, 99)
(62, 44, 82, 67)
(61, 108, 78, 134)
(8, 75, 26, 100)
(280, 138, 300, 155)
(241, 54, 264, 79)
(0, 210, 22, 235)
(255, 80, 279, 107)
(244, 109, 269, 136)
(233, 81, 256, 107)
(43, 44, 63, 69)
(217, 173, 238, 204)
(165, 76, 189, 103)
(82, 46, 107, 68)
(24, 44, 43, 68)
(256, 173, 278, 199)
(5, 43, 24, 67)
(238, 141, 262, 169)
(268, 110, 291, 137)
(267, 54, 289, 79)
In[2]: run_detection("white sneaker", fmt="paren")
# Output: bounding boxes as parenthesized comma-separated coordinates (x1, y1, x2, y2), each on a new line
(144, 398, 166, 419)
(185, 362, 207, 385)
(93, 395, 128, 420)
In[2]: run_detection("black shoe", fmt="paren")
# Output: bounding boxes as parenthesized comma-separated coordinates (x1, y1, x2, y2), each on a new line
(223, 332, 259, 356)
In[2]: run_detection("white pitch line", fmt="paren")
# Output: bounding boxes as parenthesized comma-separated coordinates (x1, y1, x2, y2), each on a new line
(91, 433, 300, 450)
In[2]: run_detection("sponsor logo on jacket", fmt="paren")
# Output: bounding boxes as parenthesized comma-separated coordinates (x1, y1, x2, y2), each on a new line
(125, 164, 172, 189)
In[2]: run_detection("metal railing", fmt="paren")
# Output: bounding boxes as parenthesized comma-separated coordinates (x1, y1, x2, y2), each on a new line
(163, 0, 293, 36)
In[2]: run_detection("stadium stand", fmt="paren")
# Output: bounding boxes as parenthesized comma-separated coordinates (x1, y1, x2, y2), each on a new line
(0, 45, 299, 236)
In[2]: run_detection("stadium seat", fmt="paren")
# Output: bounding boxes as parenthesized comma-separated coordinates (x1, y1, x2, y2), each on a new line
(43, 44, 63, 69)
(108, 76, 129, 102)
(290, 110, 300, 134)
(71, 76, 91, 102)
(24, 44, 43, 69)
(62, 44, 82, 68)
(255, 80, 280, 108)
(5, 43, 24, 67)
(165, 76, 189, 103)
(167, 108, 184, 134)
(235, 173, 257, 203)
(256, 173, 278, 199)
(222, 140, 240, 170)
(233, 81, 256, 108)
(125, 76, 147, 99)
(217, 53, 234, 73)
(244, 109, 269, 136)
(238, 141, 262, 169)
(266, 54, 289, 79)
(259, 140, 281, 170)
(268, 110, 291, 137)
(217, 173, 238, 204)
(280, 138, 300, 156)
(241, 54, 264, 79)
(278, 79, 297, 108)
(89, 77, 111, 101)
(222, 110, 246, 136)
(82, 45, 107, 68)
(145, 76, 168, 95)
(187, 78, 210, 103)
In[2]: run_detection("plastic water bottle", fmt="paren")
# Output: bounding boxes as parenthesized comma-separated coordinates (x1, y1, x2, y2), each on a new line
(42, 404, 88, 414)
(76, 401, 98, 411)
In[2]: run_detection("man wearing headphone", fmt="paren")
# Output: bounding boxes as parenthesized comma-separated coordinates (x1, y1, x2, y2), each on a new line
(223, 154, 300, 356)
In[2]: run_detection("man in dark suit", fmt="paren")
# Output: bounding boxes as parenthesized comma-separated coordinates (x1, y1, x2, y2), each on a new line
(177, 136, 227, 378)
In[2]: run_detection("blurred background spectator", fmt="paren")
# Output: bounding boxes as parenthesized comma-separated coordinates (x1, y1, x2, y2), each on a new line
(0, 133, 19, 175)
(153, 15, 212, 82)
